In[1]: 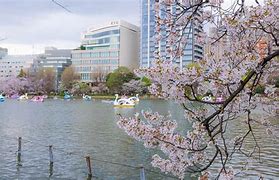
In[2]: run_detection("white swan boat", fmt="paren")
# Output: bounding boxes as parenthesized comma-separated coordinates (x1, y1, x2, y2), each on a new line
(83, 94, 92, 101)
(18, 93, 28, 100)
(202, 95, 212, 102)
(113, 94, 135, 108)
(128, 94, 140, 103)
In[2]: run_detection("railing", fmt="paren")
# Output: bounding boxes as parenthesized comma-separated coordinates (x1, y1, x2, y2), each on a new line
(2, 135, 178, 179)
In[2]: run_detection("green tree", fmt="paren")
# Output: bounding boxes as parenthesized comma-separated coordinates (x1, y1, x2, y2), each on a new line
(80, 45, 86, 50)
(141, 76, 152, 86)
(106, 67, 136, 93)
(254, 84, 265, 94)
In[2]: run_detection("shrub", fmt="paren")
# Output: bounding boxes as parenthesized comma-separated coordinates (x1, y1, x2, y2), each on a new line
(254, 85, 265, 94)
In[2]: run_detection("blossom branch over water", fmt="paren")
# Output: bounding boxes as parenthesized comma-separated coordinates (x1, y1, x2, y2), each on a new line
(118, 0, 278, 179)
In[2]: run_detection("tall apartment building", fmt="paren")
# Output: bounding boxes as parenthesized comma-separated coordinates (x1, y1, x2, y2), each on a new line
(140, 0, 204, 68)
(71, 20, 140, 83)
(31, 47, 72, 90)
(0, 55, 35, 79)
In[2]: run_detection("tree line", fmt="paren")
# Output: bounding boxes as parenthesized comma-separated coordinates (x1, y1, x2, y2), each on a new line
(0, 66, 151, 96)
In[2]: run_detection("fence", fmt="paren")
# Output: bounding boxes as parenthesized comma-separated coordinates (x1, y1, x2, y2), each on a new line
(2, 135, 178, 179)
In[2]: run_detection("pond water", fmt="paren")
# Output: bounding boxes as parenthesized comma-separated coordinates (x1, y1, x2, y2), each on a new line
(0, 99, 278, 179)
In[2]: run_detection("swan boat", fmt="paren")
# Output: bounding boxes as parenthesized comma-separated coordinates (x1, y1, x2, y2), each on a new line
(201, 95, 213, 102)
(64, 94, 72, 100)
(10, 94, 20, 99)
(18, 93, 28, 100)
(113, 94, 135, 108)
(0, 94, 5, 102)
(64, 92, 72, 100)
(31, 96, 44, 102)
(128, 94, 140, 103)
(83, 94, 92, 101)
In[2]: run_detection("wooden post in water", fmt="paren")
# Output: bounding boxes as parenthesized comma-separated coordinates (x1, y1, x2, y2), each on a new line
(49, 145, 54, 164)
(140, 165, 146, 180)
(49, 145, 54, 177)
(85, 156, 92, 178)
(17, 137, 22, 165)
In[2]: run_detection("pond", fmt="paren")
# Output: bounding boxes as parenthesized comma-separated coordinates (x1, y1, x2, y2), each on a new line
(0, 99, 278, 179)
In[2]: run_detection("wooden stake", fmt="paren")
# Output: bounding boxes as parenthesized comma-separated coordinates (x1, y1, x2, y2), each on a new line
(17, 137, 22, 165)
(85, 156, 92, 178)
(140, 165, 146, 180)
(49, 145, 54, 164)
(49, 145, 54, 177)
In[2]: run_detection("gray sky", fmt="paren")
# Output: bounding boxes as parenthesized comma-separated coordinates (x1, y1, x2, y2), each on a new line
(0, 0, 261, 55)
(0, 0, 139, 55)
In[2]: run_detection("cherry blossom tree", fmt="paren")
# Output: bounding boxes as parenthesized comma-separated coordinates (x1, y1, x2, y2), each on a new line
(0, 77, 32, 95)
(122, 79, 148, 95)
(118, 0, 278, 179)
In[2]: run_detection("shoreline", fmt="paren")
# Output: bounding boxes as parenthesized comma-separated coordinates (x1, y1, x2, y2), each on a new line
(44, 94, 160, 100)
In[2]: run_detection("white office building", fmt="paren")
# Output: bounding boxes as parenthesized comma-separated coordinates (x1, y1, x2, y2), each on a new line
(0, 55, 35, 79)
(72, 20, 140, 83)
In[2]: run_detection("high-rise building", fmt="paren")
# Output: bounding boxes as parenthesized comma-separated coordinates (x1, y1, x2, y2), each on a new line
(140, 0, 204, 68)
(72, 20, 140, 83)
(31, 47, 72, 90)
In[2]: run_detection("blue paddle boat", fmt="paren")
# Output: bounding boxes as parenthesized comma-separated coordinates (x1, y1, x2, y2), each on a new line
(0, 94, 5, 102)
(64, 92, 72, 100)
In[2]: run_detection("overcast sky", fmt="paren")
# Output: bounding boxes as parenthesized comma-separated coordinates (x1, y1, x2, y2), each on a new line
(0, 0, 262, 55)
(0, 0, 139, 55)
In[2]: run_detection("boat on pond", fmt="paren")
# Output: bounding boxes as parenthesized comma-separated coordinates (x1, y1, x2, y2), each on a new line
(128, 94, 139, 103)
(202, 95, 213, 102)
(0, 94, 5, 102)
(18, 93, 28, 100)
(113, 94, 135, 108)
(10, 94, 20, 99)
(31, 96, 44, 102)
(83, 94, 92, 101)
(64, 92, 72, 100)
